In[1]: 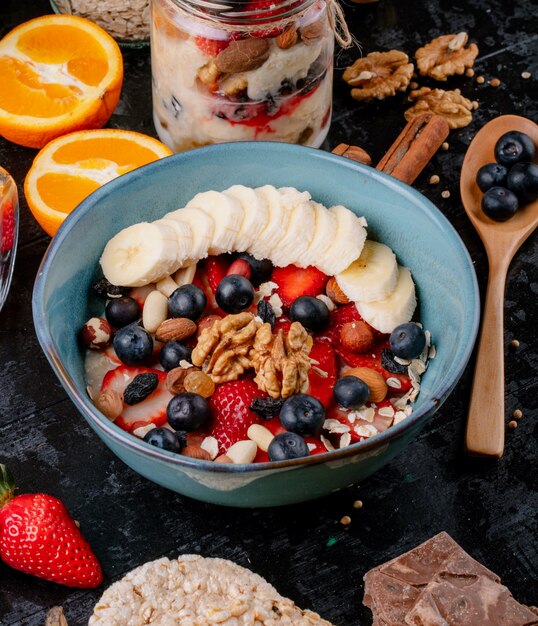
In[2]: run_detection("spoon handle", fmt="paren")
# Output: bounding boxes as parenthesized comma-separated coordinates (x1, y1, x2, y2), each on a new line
(465, 263, 508, 457)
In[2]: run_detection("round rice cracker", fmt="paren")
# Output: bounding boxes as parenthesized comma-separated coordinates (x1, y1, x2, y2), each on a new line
(90, 554, 331, 625)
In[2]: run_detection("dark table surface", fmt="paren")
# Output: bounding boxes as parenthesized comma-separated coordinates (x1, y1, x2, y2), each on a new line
(1, 0, 537, 624)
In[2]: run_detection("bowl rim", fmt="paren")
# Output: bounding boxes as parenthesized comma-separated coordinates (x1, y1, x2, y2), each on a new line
(32, 142, 480, 474)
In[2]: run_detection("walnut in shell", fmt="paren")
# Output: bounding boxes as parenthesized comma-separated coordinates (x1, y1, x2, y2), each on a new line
(343, 50, 414, 102)
(405, 87, 473, 129)
(415, 32, 479, 81)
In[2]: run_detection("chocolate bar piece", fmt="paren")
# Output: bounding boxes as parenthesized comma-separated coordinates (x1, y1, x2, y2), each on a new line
(363, 532, 538, 626)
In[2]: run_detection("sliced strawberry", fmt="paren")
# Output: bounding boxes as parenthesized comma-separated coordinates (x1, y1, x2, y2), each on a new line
(206, 255, 231, 293)
(1, 201, 15, 253)
(194, 36, 230, 56)
(372, 398, 397, 432)
(271, 265, 329, 308)
(263, 415, 286, 437)
(129, 285, 156, 311)
(304, 436, 326, 455)
(101, 366, 172, 432)
(308, 341, 337, 408)
(208, 380, 266, 454)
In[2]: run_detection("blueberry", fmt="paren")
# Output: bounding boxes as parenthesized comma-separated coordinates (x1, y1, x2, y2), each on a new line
(113, 323, 153, 365)
(167, 392, 211, 431)
(216, 275, 254, 314)
(168, 284, 206, 321)
(237, 253, 273, 286)
(481, 186, 519, 221)
(476, 163, 508, 192)
(280, 394, 325, 436)
(289, 296, 330, 332)
(143, 427, 182, 453)
(159, 341, 192, 371)
(494, 131, 535, 167)
(105, 296, 140, 328)
(389, 323, 426, 359)
(334, 376, 370, 409)
(267, 432, 310, 461)
(507, 162, 538, 204)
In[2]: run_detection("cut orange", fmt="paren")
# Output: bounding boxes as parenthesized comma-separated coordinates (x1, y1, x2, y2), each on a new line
(24, 129, 173, 236)
(0, 15, 123, 148)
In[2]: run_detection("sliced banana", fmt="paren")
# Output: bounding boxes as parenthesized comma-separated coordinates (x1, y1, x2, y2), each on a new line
(249, 185, 291, 260)
(153, 218, 195, 267)
(271, 197, 316, 267)
(100, 222, 183, 287)
(355, 266, 417, 334)
(319, 205, 367, 275)
(186, 190, 243, 255)
(165, 206, 214, 262)
(300, 201, 337, 268)
(223, 184, 269, 253)
(336, 240, 398, 303)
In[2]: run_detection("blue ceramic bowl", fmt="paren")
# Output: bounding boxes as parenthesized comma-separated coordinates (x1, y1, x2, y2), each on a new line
(33, 143, 479, 507)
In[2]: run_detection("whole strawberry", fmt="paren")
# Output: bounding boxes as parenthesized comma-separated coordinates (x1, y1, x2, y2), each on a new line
(209, 380, 265, 454)
(0, 465, 102, 588)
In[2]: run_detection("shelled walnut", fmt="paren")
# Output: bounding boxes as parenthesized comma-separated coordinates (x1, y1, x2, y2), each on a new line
(415, 32, 478, 81)
(405, 87, 473, 129)
(343, 50, 414, 102)
(250, 322, 313, 398)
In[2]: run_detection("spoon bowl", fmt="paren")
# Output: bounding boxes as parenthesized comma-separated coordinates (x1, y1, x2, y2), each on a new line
(461, 115, 538, 457)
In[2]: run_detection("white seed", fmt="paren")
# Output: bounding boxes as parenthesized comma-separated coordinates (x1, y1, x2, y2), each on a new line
(386, 377, 402, 389)
(156, 275, 179, 298)
(441, 190, 451, 199)
(142, 290, 169, 333)
(133, 423, 156, 438)
(201, 436, 219, 460)
(429, 174, 440, 185)
(247, 424, 274, 452)
(226, 440, 258, 464)
(393, 411, 407, 425)
(316, 294, 335, 311)
(174, 263, 197, 286)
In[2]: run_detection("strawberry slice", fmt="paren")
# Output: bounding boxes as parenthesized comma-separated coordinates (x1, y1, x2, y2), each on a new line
(308, 341, 337, 408)
(101, 365, 172, 432)
(1, 201, 15, 253)
(206, 255, 231, 293)
(208, 380, 266, 454)
(271, 265, 329, 308)
(194, 36, 230, 56)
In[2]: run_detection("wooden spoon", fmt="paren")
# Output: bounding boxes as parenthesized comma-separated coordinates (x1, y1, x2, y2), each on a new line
(461, 115, 538, 458)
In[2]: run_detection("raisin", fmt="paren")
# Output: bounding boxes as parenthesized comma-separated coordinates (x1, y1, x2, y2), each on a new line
(257, 300, 275, 330)
(124, 373, 159, 405)
(92, 278, 130, 299)
(381, 348, 408, 374)
(250, 397, 284, 419)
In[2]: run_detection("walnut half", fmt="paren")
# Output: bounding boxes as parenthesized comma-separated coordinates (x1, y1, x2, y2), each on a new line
(343, 50, 414, 102)
(415, 32, 479, 81)
(404, 87, 473, 129)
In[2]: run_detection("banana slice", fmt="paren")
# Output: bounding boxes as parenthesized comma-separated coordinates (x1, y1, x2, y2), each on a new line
(154, 218, 195, 268)
(271, 195, 316, 267)
(248, 185, 291, 260)
(165, 206, 214, 262)
(223, 185, 269, 253)
(100, 222, 183, 287)
(318, 205, 367, 275)
(355, 266, 417, 334)
(336, 240, 398, 303)
(300, 201, 337, 268)
(186, 190, 243, 255)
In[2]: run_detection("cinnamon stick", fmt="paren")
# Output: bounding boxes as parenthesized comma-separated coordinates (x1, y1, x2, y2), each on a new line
(376, 114, 449, 185)
(332, 143, 372, 166)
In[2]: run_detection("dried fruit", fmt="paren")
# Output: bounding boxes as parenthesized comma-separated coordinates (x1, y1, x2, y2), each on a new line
(94, 389, 123, 421)
(276, 26, 298, 49)
(381, 348, 408, 374)
(405, 87, 473, 129)
(216, 39, 270, 74)
(343, 50, 414, 102)
(326, 277, 350, 304)
(346, 367, 388, 402)
(92, 278, 130, 299)
(340, 321, 375, 354)
(250, 397, 284, 419)
(183, 370, 215, 398)
(155, 317, 197, 342)
(81, 317, 112, 350)
(415, 32, 478, 81)
(165, 366, 197, 395)
(123, 373, 159, 405)
(257, 300, 276, 329)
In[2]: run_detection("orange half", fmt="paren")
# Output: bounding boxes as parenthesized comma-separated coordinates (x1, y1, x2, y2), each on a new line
(24, 129, 173, 236)
(0, 15, 123, 148)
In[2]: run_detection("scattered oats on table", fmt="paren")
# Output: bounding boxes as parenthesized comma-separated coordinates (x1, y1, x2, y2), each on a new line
(415, 32, 479, 81)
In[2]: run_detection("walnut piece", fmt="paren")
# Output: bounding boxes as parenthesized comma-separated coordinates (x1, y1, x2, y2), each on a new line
(191, 313, 262, 383)
(343, 50, 414, 102)
(250, 322, 313, 398)
(405, 87, 473, 129)
(415, 32, 479, 81)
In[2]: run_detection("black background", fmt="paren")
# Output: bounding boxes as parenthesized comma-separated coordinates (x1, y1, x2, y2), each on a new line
(1, 0, 537, 624)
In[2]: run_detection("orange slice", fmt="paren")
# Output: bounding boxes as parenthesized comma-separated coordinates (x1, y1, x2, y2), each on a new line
(0, 15, 123, 148)
(24, 129, 173, 236)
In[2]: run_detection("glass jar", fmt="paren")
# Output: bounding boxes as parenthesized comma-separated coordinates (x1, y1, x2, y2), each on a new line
(151, 0, 334, 151)
(0, 167, 18, 312)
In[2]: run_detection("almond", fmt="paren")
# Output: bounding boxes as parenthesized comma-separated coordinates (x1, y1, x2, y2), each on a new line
(181, 445, 212, 461)
(276, 26, 298, 49)
(216, 39, 270, 74)
(94, 389, 123, 421)
(346, 367, 387, 402)
(215, 454, 233, 464)
(156, 317, 197, 342)
(299, 20, 324, 44)
(166, 366, 198, 394)
(340, 321, 375, 353)
(326, 277, 350, 304)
